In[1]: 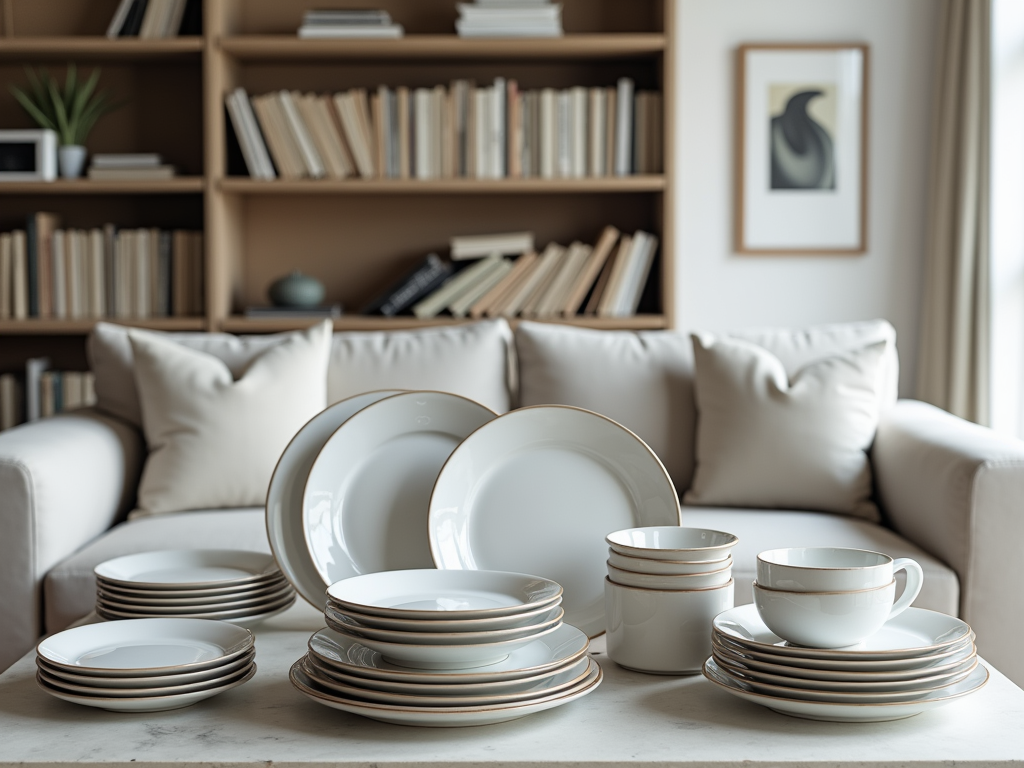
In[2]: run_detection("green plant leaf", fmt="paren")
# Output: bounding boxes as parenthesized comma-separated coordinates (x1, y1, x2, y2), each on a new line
(9, 85, 57, 131)
(23, 67, 59, 127)
(48, 79, 73, 145)
(71, 68, 101, 128)
(63, 63, 77, 112)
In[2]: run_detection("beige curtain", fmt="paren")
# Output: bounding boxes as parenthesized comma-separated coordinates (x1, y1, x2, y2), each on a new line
(917, 0, 991, 425)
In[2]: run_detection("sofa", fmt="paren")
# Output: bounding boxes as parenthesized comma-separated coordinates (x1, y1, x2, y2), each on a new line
(2, 318, 1023, 688)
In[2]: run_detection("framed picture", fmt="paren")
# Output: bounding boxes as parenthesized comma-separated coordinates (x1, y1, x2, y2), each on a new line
(736, 44, 869, 254)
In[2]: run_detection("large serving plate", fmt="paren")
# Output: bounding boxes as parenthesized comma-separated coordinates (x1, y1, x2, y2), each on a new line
(299, 655, 593, 707)
(335, 599, 563, 633)
(702, 657, 989, 723)
(37, 649, 255, 688)
(94, 551, 279, 590)
(308, 624, 589, 684)
(428, 405, 680, 637)
(267, 391, 403, 608)
(37, 619, 254, 676)
(324, 605, 563, 645)
(303, 391, 496, 587)
(289, 657, 602, 727)
(713, 605, 972, 661)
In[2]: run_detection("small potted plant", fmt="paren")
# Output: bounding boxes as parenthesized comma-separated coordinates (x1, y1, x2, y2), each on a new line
(9, 64, 122, 179)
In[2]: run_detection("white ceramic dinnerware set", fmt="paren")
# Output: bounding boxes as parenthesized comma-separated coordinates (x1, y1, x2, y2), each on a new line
(94, 550, 296, 627)
(703, 547, 988, 722)
(291, 570, 602, 726)
(604, 526, 737, 674)
(34, 618, 256, 712)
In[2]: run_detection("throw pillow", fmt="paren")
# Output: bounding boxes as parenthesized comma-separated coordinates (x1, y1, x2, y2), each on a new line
(129, 320, 332, 515)
(684, 333, 887, 521)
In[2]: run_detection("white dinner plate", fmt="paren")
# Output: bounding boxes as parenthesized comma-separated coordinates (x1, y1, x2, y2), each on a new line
(299, 654, 593, 707)
(37, 619, 253, 676)
(96, 592, 295, 622)
(306, 652, 590, 696)
(37, 660, 256, 698)
(289, 657, 602, 727)
(713, 605, 972, 661)
(36, 664, 257, 713)
(331, 599, 563, 633)
(304, 391, 496, 587)
(97, 584, 294, 613)
(711, 635, 978, 682)
(96, 578, 290, 604)
(428, 405, 680, 637)
(308, 623, 589, 683)
(37, 649, 255, 688)
(712, 650, 979, 695)
(267, 390, 404, 608)
(703, 657, 989, 722)
(324, 605, 563, 645)
(94, 550, 279, 590)
(326, 569, 562, 620)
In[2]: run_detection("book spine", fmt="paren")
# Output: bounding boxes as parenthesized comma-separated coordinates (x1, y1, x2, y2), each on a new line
(0, 233, 10, 320)
(614, 77, 634, 176)
(25, 216, 38, 318)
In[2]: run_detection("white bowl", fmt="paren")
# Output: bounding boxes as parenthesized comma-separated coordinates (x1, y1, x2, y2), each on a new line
(607, 549, 731, 575)
(757, 547, 919, 592)
(605, 577, 734, 673)
(606, 526, 738, 561)
(606, 562, 732, 590)
(324, 605, 563, 645)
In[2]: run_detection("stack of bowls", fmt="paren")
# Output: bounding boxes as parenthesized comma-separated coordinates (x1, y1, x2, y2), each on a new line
(95, 550, 296, 628)
(35, 618, 256, 713)
(604, 526, 738, 674)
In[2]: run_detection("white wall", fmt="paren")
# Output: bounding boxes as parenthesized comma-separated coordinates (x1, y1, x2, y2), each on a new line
(675, 0, 939, 396)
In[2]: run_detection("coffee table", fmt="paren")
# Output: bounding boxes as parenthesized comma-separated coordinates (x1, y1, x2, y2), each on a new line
(2, 601, 1023, 768)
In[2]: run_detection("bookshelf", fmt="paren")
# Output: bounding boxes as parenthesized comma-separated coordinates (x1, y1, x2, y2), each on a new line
(0, 0, 675, 373)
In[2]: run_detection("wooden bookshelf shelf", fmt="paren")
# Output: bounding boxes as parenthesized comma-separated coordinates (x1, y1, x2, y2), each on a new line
(0, 178, 205, 195)
(221, 314, 669, 334)
(0, 318, 206, 336)
(219, 177, 666, 195)
(219, 34, 666, 61)
(0, 37, 203, 60)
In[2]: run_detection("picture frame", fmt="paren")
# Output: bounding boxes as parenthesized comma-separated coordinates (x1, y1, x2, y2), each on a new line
(0, 129, 58, 182)
(735, 44, 869, 255)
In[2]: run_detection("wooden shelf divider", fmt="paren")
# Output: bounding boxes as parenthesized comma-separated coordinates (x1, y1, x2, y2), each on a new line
(0, 318, 206, 336)
(219, 177, 666, 195)
(0, 37, 203, 60)
(221, 314, 669, 334)
(0, 178, 205, 195)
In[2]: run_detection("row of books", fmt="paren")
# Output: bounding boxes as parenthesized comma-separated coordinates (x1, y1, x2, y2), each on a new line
(297, 8, 404, 39)
(226, 78, 661, 181)
(456, 1, 563, 38)
(0, 365, 97, 433)
(106, 0, 201, 39)
(0, 215, 203, 321)
(363, 226, 657, 319)
(88, 154, 177, 181)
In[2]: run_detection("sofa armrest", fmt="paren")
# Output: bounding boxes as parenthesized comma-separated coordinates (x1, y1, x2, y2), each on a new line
(873, 399, 1024, 684)
(0, 408, 143, 671)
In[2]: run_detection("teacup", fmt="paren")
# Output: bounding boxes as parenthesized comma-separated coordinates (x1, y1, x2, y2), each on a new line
(751, 578, 921, 648)
(757, 547, 923, 593)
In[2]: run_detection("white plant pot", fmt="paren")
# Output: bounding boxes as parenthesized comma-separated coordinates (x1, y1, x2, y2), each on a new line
(58, 145, 87, 179)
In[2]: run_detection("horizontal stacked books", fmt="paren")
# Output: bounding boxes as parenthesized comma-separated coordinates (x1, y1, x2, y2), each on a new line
(0, 214, 203, 321)
(226, 78, 660, 181)
(106, 0, 201, 39)
(297, 8, 404, 39)
(455, 0, 563, 38)
(363, 226, 657, 320)
(0, 362, 97, 433)
(87, 154, 176, 181)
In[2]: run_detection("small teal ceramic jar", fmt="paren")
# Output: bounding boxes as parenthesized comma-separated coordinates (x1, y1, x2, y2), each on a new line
(268, 271, 325, 308)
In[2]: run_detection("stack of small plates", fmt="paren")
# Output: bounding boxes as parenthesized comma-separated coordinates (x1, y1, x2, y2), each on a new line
(35, 618, 256, 712)
(292, 569, 602, 726)
(704, 604, 989, 722)
(95, 550, 296, 628)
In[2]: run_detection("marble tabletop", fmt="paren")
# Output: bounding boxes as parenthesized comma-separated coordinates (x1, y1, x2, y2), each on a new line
(2, 601, 1023, 768)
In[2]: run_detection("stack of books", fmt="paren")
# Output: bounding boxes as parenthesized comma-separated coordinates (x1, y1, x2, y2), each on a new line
(362, 226, 657, 319)
(87, 154, 176, 181)
(297, 9, 404, 39)
(0, 364, 98, 433)
(106, 0, 201, 38)
(0, 215, 203, 321)
(226, 78, 660, 181)
(456, 1, 563, 38)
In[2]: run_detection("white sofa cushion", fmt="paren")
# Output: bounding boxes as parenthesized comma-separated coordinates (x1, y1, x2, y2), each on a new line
(515, 320, 898, 492)
(685, 335, 886, 521)
(130, 321, 331, 515)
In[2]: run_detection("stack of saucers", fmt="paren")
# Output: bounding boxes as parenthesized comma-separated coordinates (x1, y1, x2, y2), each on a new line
(292, 569, 603, 726)
(35, 618, 256, 712)
(95, 550, 295, 628)
(603, 526, 738, 673)
(705, 604, 988, 722)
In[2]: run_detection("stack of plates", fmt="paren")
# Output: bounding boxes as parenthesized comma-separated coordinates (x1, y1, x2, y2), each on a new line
(292, 570, 602, 726)
(95, 550, 296, 628)
(35, 618, 256, 712)
(704, 604, 989, 722)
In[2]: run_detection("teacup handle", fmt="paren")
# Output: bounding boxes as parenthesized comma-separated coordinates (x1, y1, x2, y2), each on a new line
(887, 558, 924, 621)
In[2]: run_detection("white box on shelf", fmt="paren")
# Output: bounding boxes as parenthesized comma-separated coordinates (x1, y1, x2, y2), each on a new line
(0, 129, 58, 182)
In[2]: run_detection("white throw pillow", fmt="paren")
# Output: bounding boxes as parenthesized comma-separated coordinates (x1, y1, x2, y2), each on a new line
(684, 334, 886, 521)
(129, 320, 332, 515)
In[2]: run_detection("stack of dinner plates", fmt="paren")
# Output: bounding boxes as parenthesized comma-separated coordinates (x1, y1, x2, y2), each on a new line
(35, 618, 256, 712)
(704, 604, 989, 722)
(292, 569, 603, 726)
(95, 550, 295, 628)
